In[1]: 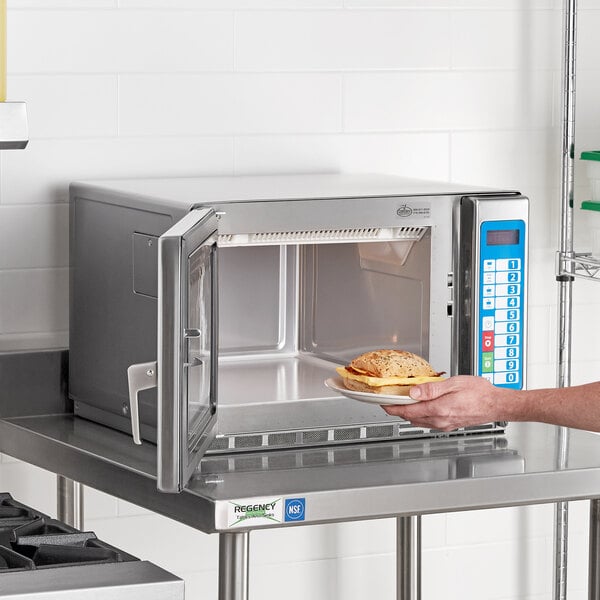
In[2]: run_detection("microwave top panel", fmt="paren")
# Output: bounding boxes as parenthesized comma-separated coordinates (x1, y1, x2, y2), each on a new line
(70, 173, 513, 212)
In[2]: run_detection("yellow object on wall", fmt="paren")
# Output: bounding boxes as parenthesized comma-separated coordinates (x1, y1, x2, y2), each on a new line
(0, 0, 5, 102)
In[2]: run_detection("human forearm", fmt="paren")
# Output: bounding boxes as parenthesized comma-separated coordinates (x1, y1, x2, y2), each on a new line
(502, 382, 600, 432)
(384, 376, 600, 433)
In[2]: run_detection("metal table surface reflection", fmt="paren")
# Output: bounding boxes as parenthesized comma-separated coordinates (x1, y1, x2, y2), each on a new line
(0, 416, 599, 529)
(2, 415, 600, 600)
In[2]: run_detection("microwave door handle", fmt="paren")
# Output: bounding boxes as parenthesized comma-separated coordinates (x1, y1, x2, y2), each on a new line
(127, 361, 158, 445)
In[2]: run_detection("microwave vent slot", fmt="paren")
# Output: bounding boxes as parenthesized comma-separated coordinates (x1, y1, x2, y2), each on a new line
(333, 427, 361, 442)
(233, 434, 263, 449)
(302, 430, 329, 444)
(210, 437, 230, 451)
(217, 226, 425, 247)
(366, 425, 395, 438)
(267, 432, 299, 447)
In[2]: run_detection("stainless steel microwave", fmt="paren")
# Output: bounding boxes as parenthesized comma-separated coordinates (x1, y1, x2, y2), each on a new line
(68, 173, 529, 493)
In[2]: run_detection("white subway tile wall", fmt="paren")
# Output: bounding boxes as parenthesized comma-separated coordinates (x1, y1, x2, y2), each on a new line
(0, 1, 598, 599)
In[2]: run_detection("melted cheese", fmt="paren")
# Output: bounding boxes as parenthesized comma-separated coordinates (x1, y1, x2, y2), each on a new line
(336, 367, 444, 387)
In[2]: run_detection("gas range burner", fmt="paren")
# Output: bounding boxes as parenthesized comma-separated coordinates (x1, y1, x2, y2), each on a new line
(0, 494, 41, 528)
(0, 493, 135, 572)
(0, 492, 183, 599)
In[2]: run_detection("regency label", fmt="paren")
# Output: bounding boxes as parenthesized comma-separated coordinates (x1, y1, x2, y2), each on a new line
(227, 496, 283, 528)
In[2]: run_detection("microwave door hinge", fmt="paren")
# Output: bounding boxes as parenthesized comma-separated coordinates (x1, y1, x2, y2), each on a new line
(126, 361, 158, 445)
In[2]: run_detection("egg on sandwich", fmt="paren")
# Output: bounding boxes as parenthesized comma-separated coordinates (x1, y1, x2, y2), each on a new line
(336, 349, 445, 396)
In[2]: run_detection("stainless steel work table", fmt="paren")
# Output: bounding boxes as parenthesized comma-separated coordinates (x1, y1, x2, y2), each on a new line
(1, 413, 600, 599)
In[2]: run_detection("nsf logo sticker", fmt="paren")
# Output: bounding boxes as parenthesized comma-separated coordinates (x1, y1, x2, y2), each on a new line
(284, 498, 306, 522)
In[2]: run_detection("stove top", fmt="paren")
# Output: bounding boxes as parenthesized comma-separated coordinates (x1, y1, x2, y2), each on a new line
(0, 493, 183, 598)
(0, 493, 136, 572)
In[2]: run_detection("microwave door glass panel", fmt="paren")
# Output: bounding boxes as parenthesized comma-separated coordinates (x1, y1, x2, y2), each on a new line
(186, 244, 214, 449)
(158, 207, 218, 493)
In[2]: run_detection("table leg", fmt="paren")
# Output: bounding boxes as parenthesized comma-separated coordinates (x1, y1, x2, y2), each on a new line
(397, 515, 421, 600)
(590, 499, 600, 600)
(56, 475, 84, 530)
(219, 531, 249, 600)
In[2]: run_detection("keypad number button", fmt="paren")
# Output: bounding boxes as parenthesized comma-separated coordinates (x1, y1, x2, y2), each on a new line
(506, 334, 519, 346)
(494, 372, 519, 385)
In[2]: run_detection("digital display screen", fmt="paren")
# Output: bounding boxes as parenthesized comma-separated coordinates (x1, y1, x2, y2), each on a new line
(486, 229, 520, 246)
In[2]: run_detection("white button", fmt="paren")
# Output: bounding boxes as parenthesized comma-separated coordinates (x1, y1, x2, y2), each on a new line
(484, 260, 496, 271)
(495, 322, 520, 334)
(495, 309, 520, 322)
(495, 334, 520, 347)
(496, 284, 521, 296)
(482, 298, 495, 310)
(508, 259, 521, 270)
(483, 285, 495, 297)
(482, 374, 494, 383)
(496, 271, 521, 284)
(494, 372, 519, 385)
(495, 297, 520, 309)
(497, 259, 521, 271)
(495, 359, 519, 372)
(494, 347, 519, 359)
(483, 272, 495, 284)
(482, 317, 495, 331)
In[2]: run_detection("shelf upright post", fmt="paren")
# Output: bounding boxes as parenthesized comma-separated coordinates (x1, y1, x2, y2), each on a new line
(555, 1, 578, 599)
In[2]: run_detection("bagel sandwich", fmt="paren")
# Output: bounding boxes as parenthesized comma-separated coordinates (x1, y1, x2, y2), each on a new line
(336, 349, 445, 396)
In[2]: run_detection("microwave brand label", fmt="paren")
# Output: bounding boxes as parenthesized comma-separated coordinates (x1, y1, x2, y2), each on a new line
(227, 497, 283, 528)
(396, 203, 430, 219)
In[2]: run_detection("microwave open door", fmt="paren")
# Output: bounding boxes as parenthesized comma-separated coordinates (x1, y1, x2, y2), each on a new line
(128, 208, 219, 493)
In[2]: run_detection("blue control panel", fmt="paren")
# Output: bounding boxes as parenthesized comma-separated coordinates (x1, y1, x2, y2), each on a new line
(478, 219, 526, 390)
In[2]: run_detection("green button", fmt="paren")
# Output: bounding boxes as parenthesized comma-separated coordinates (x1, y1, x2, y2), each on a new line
(482, 353, 494, 373)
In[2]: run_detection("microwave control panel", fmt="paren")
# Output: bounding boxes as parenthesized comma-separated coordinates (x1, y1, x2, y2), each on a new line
(478, 219, 526, 389)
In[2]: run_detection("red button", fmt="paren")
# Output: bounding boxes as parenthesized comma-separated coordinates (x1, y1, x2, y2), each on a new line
(482, 331, 494, 352)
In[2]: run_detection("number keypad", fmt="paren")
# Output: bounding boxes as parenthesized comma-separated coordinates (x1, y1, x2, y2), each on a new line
(480, 259, 521, 385)
(478, 221, 526, 390)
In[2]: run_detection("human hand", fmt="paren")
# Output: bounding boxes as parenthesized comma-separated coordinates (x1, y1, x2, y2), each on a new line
(382, 375, 508, 432)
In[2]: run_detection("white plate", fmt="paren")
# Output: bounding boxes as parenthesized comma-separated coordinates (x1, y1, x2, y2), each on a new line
(324, 377, 419, 406)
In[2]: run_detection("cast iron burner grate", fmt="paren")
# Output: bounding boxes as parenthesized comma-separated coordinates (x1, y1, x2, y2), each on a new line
(0, 494, 41, 529)
(13, 543, 123, 567)
(0, 494, 137, 572)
